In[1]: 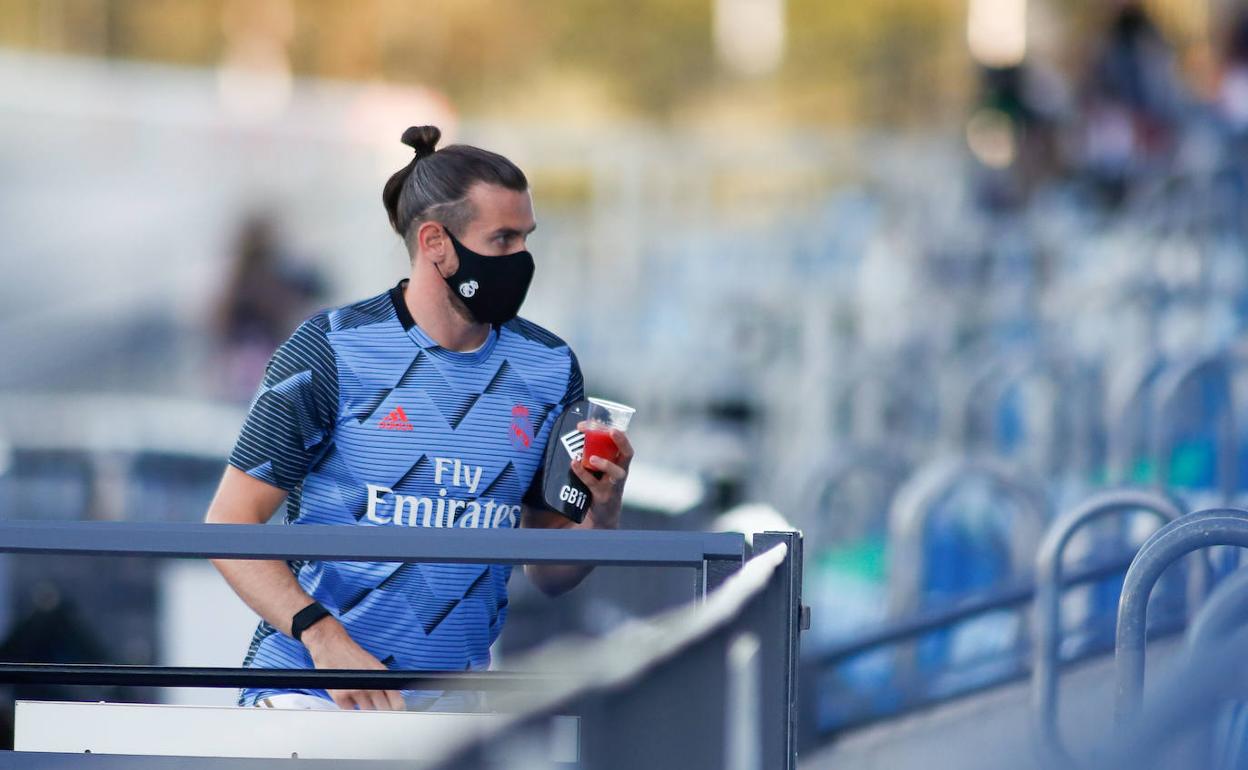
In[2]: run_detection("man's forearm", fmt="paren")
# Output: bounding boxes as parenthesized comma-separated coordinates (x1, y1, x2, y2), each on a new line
(211, 556, 398, 709)
(526, 562, 593, 596)
(523, 512, 607, 596)
(209, 557, 318, 637)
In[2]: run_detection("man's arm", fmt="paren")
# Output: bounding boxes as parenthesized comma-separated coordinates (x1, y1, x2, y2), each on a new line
(205, 466, 402, 711)
(521, 425, 633, 597)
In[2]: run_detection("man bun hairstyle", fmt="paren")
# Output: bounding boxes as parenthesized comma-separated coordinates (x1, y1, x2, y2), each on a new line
(382, 125, 528, 249)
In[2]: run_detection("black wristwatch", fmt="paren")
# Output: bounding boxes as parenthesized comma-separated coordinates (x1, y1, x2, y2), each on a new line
(291, 601, 332, 642)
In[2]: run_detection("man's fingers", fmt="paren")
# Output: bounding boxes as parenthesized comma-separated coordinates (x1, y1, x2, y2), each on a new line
(570, 459, 596, 487)
(332, 691, 356, 710)
(571, 456, 627, 489)
(608, 428, 634, 464)
(588, 456, 627, 483)
(338, 690, 388, 711)
(370, 689, 401, 711)
(368, 691, 392, 710)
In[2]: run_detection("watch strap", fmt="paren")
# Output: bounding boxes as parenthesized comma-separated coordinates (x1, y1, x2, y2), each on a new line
(291, 601, 331, 642)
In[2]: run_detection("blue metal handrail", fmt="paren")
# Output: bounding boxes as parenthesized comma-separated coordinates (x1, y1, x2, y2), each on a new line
(887, 457, 1049, 618)
(1032, 488, 1186, 765)
(1150, 354, 1237, 503)
(1114, 509, 1248, 726)
(807, 442, 912, 546)
(1105, 351, 1166, 486)
(801, 546, 1191, 746)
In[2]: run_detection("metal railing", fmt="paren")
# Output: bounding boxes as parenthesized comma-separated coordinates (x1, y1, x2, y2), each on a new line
(1150, 354, 1238, 503)
(426, 531, 803, 770)
(887, 457, 1049, 620)
(1176, 567, 1248, 770)
(802, 544, 1188, 743)
(1103, 623, 1248, 770)
(1114, 508, 1248, 726)
(798, 484, 1211, 752)
(1031, 488, 1186, 766)
(0, 521, 809, 769)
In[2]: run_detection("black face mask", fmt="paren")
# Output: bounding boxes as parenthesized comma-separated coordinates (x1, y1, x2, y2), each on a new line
(441, 228, 535, 325)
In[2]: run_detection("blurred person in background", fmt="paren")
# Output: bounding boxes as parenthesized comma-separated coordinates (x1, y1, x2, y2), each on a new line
(968, 62, 1067, 212)
(213, 212, 326, 401)
(1216, 10, 1248, 137)
(1076, 0, 1186, 205)
(204, 126, 632, 712)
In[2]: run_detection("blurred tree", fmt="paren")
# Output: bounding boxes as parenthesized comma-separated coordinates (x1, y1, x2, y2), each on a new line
(0, 0, 986, 126)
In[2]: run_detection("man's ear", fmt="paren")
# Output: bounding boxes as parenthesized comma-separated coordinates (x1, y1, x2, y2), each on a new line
(415, 221, 449, 266)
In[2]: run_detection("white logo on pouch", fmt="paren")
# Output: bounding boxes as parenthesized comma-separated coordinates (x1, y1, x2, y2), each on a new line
(363, 456, 520, 529)
(560, 429, 585, 461)
(459, 280, 478, 298)
(559, 484, 588, 510)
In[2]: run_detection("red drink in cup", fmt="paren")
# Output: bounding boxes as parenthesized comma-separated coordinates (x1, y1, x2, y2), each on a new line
(581, 398, 635, 469)
(582, 428, 620, 466)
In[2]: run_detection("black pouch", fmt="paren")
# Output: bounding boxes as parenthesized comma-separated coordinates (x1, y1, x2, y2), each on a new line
(539, 400, 593, 523)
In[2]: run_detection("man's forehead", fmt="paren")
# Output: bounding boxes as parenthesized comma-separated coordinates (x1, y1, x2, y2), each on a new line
(467, 183, 535, 231)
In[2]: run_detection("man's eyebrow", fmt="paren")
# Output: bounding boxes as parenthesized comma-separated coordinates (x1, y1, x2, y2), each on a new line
(490, 224, 537, 239)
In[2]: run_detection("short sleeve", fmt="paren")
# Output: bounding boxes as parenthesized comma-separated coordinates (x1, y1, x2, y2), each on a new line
(559, 350, 585, 408)
(522, 351, 584, 508)
(227, 315, 339, 491)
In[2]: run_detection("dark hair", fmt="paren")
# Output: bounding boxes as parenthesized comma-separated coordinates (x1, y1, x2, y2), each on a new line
(382, 125, 528, 247)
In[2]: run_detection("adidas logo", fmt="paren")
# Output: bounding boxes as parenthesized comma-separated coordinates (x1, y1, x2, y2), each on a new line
(560, 429, 584, 461)
(378, 406, 414, 431)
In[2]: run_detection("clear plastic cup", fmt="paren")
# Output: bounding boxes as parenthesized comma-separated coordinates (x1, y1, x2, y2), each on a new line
(581, 397, 635, 468)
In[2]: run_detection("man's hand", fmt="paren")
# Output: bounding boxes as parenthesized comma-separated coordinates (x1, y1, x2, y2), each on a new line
(302, 618, 404, 711)
(521, 424, 634, 596)
(569, 423, 633, 530)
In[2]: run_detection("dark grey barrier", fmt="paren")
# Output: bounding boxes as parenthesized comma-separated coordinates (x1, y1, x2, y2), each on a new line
(0, 756, 434, 769)
(0, 522, 745, 691)
(0, 664, 563, 693)
(1114, 509, 1248, 726)
(426, 531, 804, 770)
(0, 520, 743, 567)
(0, 521, 790, 768)
(6, 532, 801, 770)
(1032, 488, 1186, 765)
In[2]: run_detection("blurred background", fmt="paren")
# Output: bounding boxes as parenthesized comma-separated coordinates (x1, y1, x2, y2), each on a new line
(2, 0, 1248, 764)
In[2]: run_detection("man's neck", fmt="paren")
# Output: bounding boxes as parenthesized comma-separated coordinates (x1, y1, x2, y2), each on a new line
(402, 270, 491, 352)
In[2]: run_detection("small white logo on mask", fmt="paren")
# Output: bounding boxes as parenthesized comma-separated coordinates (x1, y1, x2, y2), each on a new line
(459, 280, 479, 298)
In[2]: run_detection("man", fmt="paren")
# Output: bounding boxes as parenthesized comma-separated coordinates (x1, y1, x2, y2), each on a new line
(204, 125, 631, 711)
